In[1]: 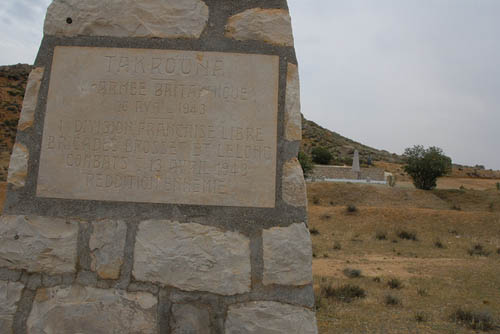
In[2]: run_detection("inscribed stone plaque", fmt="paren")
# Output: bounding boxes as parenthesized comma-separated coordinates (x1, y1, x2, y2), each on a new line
(37, 47, 279, 208)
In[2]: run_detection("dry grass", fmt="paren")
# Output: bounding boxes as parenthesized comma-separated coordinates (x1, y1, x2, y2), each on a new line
(310, 182, 500, 333)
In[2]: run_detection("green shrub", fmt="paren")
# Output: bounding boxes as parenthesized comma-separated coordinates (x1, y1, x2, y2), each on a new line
(414, 312, 428, 322)
(384, 294, 401, 306)
(298, 151, 314, 177)
(343, 268, 362, 278)
(309, 227, 320, 235)
(403, 145, 452, 190)
(311, 147, 332, 165)
(496, 182, 500, 191)
(450, 308, 495, 331)
(375, 231, 387, 240)
(434, 239, 445, 249)
(387, 278, 403, 289)
(346, 204, 357, 213)
(322, 284, 366, 303)
(468, 244, 490, 257)
(397, 230, 417, 241)
(417, 288, 429, 296)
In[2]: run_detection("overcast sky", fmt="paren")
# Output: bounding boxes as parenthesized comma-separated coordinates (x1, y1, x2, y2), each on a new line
(1, 0, 499, 169)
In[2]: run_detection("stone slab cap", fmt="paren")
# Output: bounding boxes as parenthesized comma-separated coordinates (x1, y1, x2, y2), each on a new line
(133, 220, 251, 295)
(18, 67, 44, 131)
(225, 301, 318, 334)
(89, 220, 127, 280)
(282, 158, 307, 207)
(0, 215, 79, 275)
(27, 285, 158, 333)
(285, 63, 301, 141)
(44, 0, 209, 39)
(226, 8, 294, 46)
(0, 281, 24, 333)
(7, 142, 29, 188)
(263, 222, 313, 286)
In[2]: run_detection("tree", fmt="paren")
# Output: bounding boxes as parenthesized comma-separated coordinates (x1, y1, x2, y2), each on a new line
(298, 151, 314, 177)
(403, 145, 452, 190)
(311, 147, 332, 165)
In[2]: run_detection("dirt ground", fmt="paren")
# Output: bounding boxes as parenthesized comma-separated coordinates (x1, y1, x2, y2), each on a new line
(309, 182, 500, 333)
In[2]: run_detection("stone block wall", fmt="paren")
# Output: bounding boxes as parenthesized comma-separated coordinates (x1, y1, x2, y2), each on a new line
(310, 165, 386, 182)
(0, 0, 317, 333)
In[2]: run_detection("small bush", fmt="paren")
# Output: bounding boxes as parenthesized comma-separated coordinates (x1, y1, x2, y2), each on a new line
(375, 231, 387, 240)
(452, 203, 462, 211)
(496, 182, 500, 191)
(450, 308, 495, 331)
(323, 284, 366, 303)
(388, 278, 403, 289)
(320, 214, 331, 220)
(434, 239, 445, 249)
(497, 248, 500, 255)
(314, 292, 323, 311)
(333, 241, 342, 251)
(343, 268, 362, 278)
(298, 151, 314, 177)
(309, 227, 319, 235)
(415, 312, 428, 322)
(417, 288, 429, 296)
(373, 277, 381, 283)
(311, 147, 332, 165)
(398, 230, 417, 241)
(384, 294, 401, 306)
(346, 204, 357, 213)
(468, 244, 490, 257)
(312, 196, 320, 205)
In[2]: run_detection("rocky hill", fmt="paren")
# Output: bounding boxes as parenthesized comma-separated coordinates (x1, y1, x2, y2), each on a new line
(301, 116, 403, 166)
(0, 64, 32, 181)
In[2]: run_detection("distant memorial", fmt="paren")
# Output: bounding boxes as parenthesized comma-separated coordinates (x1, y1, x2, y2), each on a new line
(0, 0, 317, 333)
(352, 149, 361, 173)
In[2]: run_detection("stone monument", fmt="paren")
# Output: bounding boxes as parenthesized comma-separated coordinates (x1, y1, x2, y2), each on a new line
(352, 149, 361, 174)
(0, 0, 317, 333)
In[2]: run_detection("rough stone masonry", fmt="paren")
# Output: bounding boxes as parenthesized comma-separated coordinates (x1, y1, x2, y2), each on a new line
(0, 0, 318, 333)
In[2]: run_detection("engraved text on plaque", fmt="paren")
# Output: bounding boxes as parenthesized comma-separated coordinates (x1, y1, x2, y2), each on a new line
(37, 47, 279, 208)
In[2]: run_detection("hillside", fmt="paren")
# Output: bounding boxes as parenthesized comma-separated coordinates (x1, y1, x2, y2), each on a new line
(0, 64, 31, 181)
(301, 117, 404, 165)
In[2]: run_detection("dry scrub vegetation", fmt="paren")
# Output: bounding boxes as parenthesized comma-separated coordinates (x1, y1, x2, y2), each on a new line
(309, 182, 500, 333)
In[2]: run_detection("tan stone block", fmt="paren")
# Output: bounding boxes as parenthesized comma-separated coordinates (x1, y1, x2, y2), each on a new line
(27, 286, 157, 333)
(44, 0, 209, 39)
(18, 67, 44, 131)
(0, 281, 24, 334)
(89, 220, 127, 280)
(282, 158, 307, 207)
(262, 223, 313, 286)
(133, 220, 251, 295)
(7, 142, 28, 188)
(225, 301, 318, 334)
(0, 215, 78, 275)
(226, 8, 294, 46)
(285, 63, 302, 141)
